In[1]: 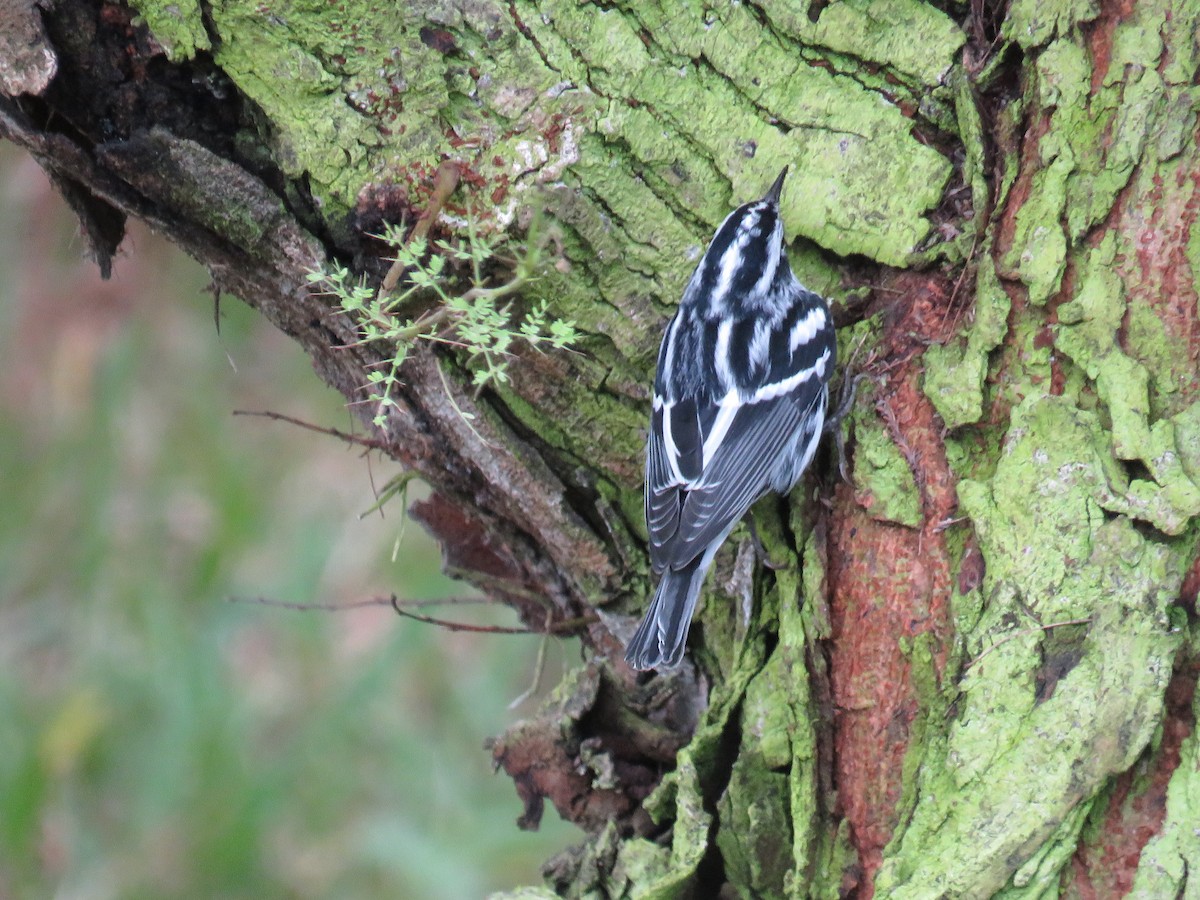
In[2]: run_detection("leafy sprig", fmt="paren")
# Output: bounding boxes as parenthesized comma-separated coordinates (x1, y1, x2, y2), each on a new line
(307, 218, 579, 428)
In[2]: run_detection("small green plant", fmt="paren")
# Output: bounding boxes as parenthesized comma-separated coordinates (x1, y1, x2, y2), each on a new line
(307, 218, 579, 428)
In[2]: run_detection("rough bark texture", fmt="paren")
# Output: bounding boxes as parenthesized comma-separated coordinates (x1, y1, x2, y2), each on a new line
(3, 0, 1200, 896)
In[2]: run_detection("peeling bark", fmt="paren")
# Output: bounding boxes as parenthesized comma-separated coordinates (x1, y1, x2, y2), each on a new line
(3, 0, 1200, 896)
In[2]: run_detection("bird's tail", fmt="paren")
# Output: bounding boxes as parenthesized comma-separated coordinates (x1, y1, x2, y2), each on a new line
(625, 556, 709, 671)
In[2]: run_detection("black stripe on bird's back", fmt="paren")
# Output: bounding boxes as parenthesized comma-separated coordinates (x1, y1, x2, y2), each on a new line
(725, 317, 762, 388)
(670, 397, 703, 482)
(684, 204, 777, 313)
(656, 311, 724, 402)
(770, 294, 835, 382)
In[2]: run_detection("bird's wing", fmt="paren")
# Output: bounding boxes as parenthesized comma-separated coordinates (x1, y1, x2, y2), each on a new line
(657, 383, 824, 568)
(645, 396, 701, 572)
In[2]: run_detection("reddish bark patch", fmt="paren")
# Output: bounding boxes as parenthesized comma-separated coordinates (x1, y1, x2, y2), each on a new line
(957, 540, 986, 595)
(489, 664, 680, 835)
(1068, 656, 1200, 896)
(410, 492, 529, 587)
(1044, 260, 1077, 397)
(828, 502, 921, 891)
(1180, 552, 1200, 616)
(418, 26, 458, 54)
(349, 181, 416, 263)
(828, 273, 960, 893)
(995, 111, 1052, 274)
(872, 270, 966, 363)
(1115, 165, 1200, 403)
(1086, 0, 1137, 93)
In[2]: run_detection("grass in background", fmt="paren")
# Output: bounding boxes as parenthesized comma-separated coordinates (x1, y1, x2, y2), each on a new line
(0, 147, 578, 898)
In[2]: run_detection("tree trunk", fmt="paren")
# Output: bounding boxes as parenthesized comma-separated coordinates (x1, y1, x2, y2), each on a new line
(3, 0, 1199, 895)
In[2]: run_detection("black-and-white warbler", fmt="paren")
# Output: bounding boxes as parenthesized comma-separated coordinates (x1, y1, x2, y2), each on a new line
(626, 167, 837, 671)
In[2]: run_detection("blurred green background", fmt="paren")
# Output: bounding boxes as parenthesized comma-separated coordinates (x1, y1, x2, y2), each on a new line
(0, 145, 577, 897)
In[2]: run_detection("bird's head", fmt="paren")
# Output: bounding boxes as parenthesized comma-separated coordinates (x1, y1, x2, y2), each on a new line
(681, 167, 793, 317)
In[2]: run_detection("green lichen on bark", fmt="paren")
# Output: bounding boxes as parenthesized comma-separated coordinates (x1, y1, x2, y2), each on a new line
(636, 661, 760, 894)
(989, 0, 1200, 537)
(923, 254, 1011, 429)
(716, 644, 801, 895)
(129, 0, 589, 220)
(127, 0, 958, 266)
(875, 398, 1185, 897)
(757, 0, 965, 87)
(1003, 0, 1099, 49)
(850, 385, 922, 527)
(921, 73, 1010, 430)
(628, 515, 834, 897)
(98, 127, 311, 260)
(1129, 626, 1200, 895)
(993, 798, 1093, 898)
(953, 70, 989, 242)
(714, 563, 826, 897)
(999, 0, 1192, 302)
(1055, 237, 1200, 534)
(130, 0, 210, 59)
(997, 16, 1157, 301)
(894, 1, 1200, 892)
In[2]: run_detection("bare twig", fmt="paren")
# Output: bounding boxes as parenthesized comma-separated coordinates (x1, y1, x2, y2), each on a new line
(509, 611, 554, 709)
(381, 161, 462, 293)
(209, 282, 238, 373)
(232, 408, 388, 451)
(434, 356, 497, 449)
(229, 594, 493, 611)
(235, 592, 589, 637)
(389, 596, 591, 636)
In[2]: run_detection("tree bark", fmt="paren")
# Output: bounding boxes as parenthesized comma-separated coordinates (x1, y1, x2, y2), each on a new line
(3, 0, 1199, 895)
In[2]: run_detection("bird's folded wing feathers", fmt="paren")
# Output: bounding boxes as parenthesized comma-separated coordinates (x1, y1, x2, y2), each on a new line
(646, 395, 702, 571)
(647, 374, 827, 569)
(645, 413, 681, 573)
(660, 387, 820, 567)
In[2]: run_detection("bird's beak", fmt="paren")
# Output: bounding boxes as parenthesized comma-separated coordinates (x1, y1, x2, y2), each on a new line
(764, 166, 788, 204)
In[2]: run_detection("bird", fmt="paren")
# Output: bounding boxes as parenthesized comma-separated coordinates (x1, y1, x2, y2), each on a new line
(625, 167, 837, 670)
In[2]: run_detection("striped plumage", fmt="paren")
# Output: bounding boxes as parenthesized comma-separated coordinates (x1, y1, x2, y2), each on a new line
(626, 168, 836, 671)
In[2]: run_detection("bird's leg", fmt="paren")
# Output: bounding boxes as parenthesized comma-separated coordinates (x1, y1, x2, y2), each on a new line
(745, 510, 787, 570)
(824, 370, 865, 484)
(826, 369, 864, 431)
